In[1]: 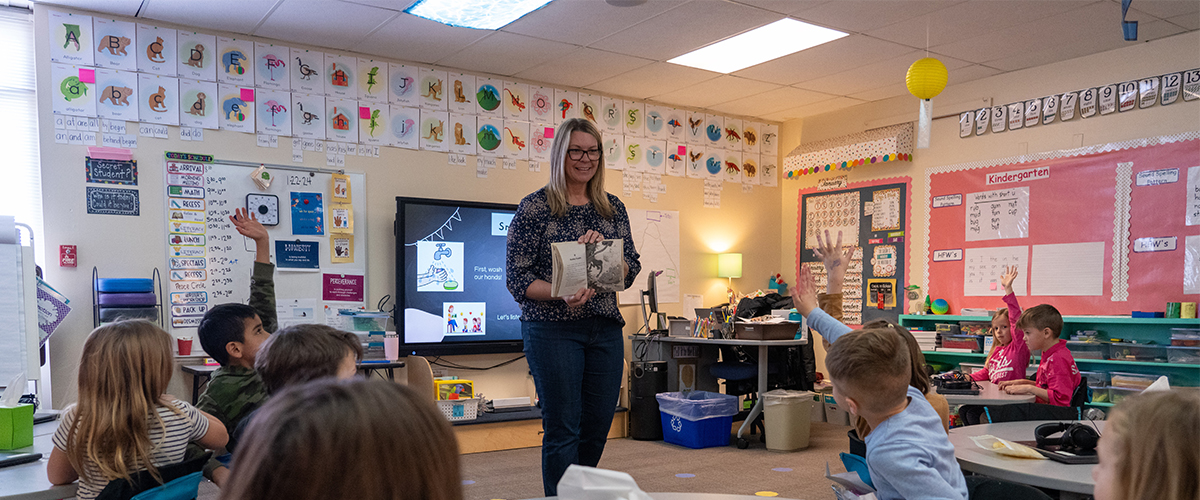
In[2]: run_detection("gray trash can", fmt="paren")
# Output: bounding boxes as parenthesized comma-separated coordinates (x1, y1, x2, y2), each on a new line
(762, 389, 814, 451)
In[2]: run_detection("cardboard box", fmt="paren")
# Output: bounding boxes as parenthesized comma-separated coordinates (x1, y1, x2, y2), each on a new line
(734, 321, 800, 340)
(0, 404, 34, 450)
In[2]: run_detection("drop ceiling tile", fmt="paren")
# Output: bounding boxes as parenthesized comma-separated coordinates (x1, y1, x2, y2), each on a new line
(1126, 0, 1200, 20)
(515, 48, 655, 89)
(791, 0, 964, 33)
(866, 1, 1094, 49)
(1166, 12, 1200, 30)
(340, 0, 417, 11)
(794, 50, 970, 97)
(945, 64, 1003, 86)
(848, 82, 909, 102)
(501, 0, 685, 46)
(352, 14, 490, 64)
(726, 0, 832, 16)
(707, 86, 836, 117)
(436, 32, 578, 77)
(253, 0, 396, 50)
(784, 96, 865, 118)
(985, 19, 1187, 71)
(589, 1, 782, 61)
(38, 0, 145, 17)
(933, 2, 1140, 65)
(649, 75, 781, 108)
(733, 35, 912, 85)
(137, 0, 280, 34)
(586, 62, 719, 100)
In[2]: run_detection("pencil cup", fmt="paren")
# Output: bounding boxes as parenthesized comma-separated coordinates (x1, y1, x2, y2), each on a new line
(384, 333, 400, 361)
(177, 336, 193, 356)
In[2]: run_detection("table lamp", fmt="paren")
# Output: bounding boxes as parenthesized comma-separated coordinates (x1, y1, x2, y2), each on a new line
(718, 253, 742, 306)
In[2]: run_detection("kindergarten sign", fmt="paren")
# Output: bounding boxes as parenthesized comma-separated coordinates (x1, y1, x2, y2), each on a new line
(985, 167, 1050, 185)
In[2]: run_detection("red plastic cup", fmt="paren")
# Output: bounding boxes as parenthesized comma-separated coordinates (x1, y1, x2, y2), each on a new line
(177, 337, 193, 356)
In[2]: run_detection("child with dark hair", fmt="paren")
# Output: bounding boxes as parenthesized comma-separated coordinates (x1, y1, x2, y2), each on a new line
(188, 208, 276, 485)
(253, 324, 363, 394)
(1000, 304, 1081, 406)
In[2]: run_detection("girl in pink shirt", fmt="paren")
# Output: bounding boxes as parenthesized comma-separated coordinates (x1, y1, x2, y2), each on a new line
(970, 266, 1031, 384)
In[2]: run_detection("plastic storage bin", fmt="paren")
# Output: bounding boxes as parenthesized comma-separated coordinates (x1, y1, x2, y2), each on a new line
(1108, 386, 1141, 404)
(656, 391, 739, 449)
(823, 392, 850, 426)
(1110, 343, 1168, 362)
(1170, 329, 1200, 346)
(1167, 346, 1200, 364)
(1079, 370, 1110, 389)
(1110, 372, 1160, 389)
(942, 334, 984, 352)
(959, 321, 991, 336)
(762, 390, 814, 451)
(340, 311, 390, 331)
(437, 398, 479, 422)
(1090, 387, 1110, 403)
(1066, 341, 1110, 360)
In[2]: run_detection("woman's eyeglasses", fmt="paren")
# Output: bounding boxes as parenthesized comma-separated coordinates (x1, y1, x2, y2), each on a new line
(566, 148, 601, 161)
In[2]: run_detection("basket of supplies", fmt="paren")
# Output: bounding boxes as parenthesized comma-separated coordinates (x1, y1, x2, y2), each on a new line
(437, 397, 480, 422)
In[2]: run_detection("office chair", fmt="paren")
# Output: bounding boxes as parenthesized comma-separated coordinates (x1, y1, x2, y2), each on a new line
(95, 452, 211, 500)
(709, 344, 776, 444)
(965, 475, 1053, 500)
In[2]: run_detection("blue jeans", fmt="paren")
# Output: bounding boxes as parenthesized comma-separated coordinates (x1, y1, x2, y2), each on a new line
(523, 318, 624, 496)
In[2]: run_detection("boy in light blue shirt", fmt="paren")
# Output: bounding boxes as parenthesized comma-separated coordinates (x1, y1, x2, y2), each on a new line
(794, 266, 967, 500)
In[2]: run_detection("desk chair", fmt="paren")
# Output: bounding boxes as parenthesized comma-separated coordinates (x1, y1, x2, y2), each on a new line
(709, 345, 776, 445)
(95, 452, 211, 500)
(962, 378, 1090, 425)
(965, 475, 1053, 500)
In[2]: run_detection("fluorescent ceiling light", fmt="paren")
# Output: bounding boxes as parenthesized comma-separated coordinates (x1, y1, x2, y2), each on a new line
(668, 18, 848, 74)
(405, 0, 554, 30)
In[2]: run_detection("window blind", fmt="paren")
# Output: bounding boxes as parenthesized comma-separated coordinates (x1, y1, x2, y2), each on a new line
(0, 6, 43, 260)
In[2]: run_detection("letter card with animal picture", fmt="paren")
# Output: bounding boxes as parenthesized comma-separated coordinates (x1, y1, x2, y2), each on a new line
(389, 105, 419, 149)
(176, 31, 216, 81)
(388, 63, 417, 106)
(178, 78, 217, 129)
(96, 68, 139, 122)
(52, 64, 95, 117)
(686, 111, 705, 145)
(292, 93, 325, 139)
(216, 37, 254, 85)
(49, 10, 94, 66)
(686, 145, 705, 179)
(136, 24, 176, 76)
(761, 124, 778, 156)
(448, 114, 477, 156)
(218, 83, 254, 133)
(723, 150, 742, 184)
(664, 107, 686, 141)
(359, 103, 389, 146)
(446, 73, 474, 114)
(138, 74, 178, 126)
(501, 120, 529, 160)
(530, 86, 553, 123)
(742, 121, 761, 154)
(325, 54, 356, 98)
(419, 68, 447, 111)
(256, 89, 291, 136)
(530, 123, 553, 163)
(666, 142, 687, 177)
(292, 49, 324, 95)
(326, 99, 358, 143)
(475, 117, 502, 158)
(600, 96, 621, 135)
(94, 18, 136, 70)
(475, 77, 501, 118)
(420, 110, 449, 152)
(255, 43, 291, 90)
(553, 89, 578, 123)
(578, 93, 600, 126)
(723, 118, 742, 150)
(503, 82, 529, 121)
(623, 100, 644, 138)
(357, 58, 388, 103)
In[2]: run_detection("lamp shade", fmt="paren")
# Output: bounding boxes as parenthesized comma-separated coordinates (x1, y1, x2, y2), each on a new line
(717, 253, 742, 278)
(905, 57, 948, 100)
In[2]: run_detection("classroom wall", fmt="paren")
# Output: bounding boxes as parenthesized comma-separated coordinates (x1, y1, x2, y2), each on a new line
(32, 6, 784, 408)
(781, 31, 1200, 376)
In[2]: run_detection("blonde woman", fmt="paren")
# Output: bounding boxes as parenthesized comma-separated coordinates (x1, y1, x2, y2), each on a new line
(1093, 389, 1200, 500)
(47, 320, 227, 499)
(505, 118, 640, 496)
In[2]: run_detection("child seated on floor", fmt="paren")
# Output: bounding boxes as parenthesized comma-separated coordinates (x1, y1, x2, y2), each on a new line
(998, 304, 1080, 406)
(1092, 389, 1199, 500)
(219, 379, 462, 500)
(792, 265, 967, 500)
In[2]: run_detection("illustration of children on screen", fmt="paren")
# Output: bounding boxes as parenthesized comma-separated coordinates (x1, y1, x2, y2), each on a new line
(417, 241, 464, 292)
(443, 302, 486, 336)
(445, 305, 458, 333)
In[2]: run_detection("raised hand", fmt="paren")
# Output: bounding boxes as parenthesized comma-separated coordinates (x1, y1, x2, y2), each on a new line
(789, 264, 820, 317)
(230, 208, 269, 242)
(1000, 265, 1018, 294)
(814, 229, 856, 294)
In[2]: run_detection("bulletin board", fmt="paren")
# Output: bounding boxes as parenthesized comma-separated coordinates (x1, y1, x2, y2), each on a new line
(796, 177, 912, 326)
(924, 132, 1200, 315)
(163, 152, 367, 343)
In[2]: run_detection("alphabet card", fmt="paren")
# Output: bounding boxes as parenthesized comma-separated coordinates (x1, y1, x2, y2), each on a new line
(624, 137, 645, 172)
(357, 58, 388, 103)
(178, 78, 217, 129)
(49, 10, 94, 66)
(644, 105, 667, 140)
(742, 153, 760, 185)
(666, 142, 686, 177)
(529, 123, 553, 163)
(742, 121, 761, 154)
(93, 18, 135, 70)
(600, 96, 621, 135)
(603, 134, 624, 171)
(530, 86, 553, 122)
(664, 107, 685, 141)
(326, 99, 358, 143)
(686, 145, 705, 179)
(218, 84, 254, 133)
(138, 74, 178, 125)
(686, 111, 705, 145)
(136, 24, 176, 76)
(723, 118, 742, 150)
(761, 159, 777, 187)
(358, 103, 389, 146)
(644, 140, 666, 175)
(419, 68, 447, 111)
(325, 54, 356, 98)
(475, 77, 501, 118)
(388, 63, 418, 106)
(389, 105, 419, 149)
(475, 118, 502, 158)
(292, 93, 325, 139)
(216, 37, 253, 85)
(502, 81, 529, 121)
(723, 151, 743, 184)
(760, 124, 778, 156)
(448, 113, 476, 156)
(52, 63, 96, 117)
(95, 69, 139, 121)
(579, 93, 600, 126)
(419, 110, 449, 152)
(705, 114, 725, 147)
(623, 100, 643, 137)
(553, 89, 577, 123)
(291, 49, 324, 95)
(254, 43, 291, 90)
(501, 120, 529, 160)
(176, 32, 216, 81)
(447, 72, 474, 114)
(702, 149, 723, 180)
(256, 89, 291, 136)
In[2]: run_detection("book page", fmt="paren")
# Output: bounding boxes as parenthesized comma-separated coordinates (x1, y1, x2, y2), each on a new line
(586, 239, 626, 292)
(551, 242, 588, 298)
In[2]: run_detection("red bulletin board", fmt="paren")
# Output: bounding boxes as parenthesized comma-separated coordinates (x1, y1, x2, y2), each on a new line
(924, 132, 1200, 315)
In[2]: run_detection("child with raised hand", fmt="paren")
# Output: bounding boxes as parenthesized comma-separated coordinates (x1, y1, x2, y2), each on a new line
(220, 379, 462, 500)
(970, 265, 1031, 384)
(1093, 390, 1199, 500)
(791, 266, 966, 499)
(999, 304, 1080, 406)
(47, 320, 229, 500)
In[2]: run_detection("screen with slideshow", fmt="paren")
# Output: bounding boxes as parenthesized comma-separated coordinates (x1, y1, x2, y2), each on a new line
(397, 198, 522, 354)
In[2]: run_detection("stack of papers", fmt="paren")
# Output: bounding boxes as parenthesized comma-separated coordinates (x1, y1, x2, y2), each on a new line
(910, 330, 937, 352)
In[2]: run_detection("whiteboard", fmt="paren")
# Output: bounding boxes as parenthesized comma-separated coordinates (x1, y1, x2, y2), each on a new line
(163, 158, 366, 346)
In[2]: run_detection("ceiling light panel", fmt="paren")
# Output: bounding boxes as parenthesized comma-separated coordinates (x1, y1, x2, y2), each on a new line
(405, 0, 553, 30)
(668, 18, 847, 74)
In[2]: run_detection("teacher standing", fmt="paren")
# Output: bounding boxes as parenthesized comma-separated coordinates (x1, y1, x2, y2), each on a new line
(506, 118, 641, 496)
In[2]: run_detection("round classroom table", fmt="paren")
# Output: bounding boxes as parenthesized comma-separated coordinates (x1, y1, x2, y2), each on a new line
(527, 494, 803, 500)
(949, 420, 1104, 498)
(0, 420, 77, 500)
(939, 381, 1036, 405)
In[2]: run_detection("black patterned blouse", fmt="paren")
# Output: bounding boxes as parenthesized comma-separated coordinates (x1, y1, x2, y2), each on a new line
(505, 188, 641, 324)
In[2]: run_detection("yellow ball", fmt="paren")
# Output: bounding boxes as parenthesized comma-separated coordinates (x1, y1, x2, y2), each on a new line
(906, 57, 948, 100)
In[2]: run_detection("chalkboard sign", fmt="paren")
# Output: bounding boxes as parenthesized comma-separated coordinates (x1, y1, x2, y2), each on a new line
(85, 158, 138, 185)
(87, 187, 140, 216)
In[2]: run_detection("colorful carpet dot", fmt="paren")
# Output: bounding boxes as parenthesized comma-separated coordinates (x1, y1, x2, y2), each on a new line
(675, 473, 696, 478)
(462, 480, 475, 485)
(771, 467, 793, 472)
(755, 491, 779, 497)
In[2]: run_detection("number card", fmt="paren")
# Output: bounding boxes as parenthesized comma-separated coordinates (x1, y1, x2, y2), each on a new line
(1060, 91, 1078, 121)
(1138, 77, 1159, 108)
(1117, 81, 1137, 112)
(1023, 98, 1040, 128)
(1080, 88, 1097, 118)
(1041, 94, 1058, 125)
(959, 111, 973, 138)
(991, 105, 1006, 133)
(1181, 68, 1199, 101)
(975, 108, 989, 135)
(1007, 102, 1024, 130)
(1161, 72, 1182, 105)
(1099, 84, 1117, 115)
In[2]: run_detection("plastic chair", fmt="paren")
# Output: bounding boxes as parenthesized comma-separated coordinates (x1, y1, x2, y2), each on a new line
(965, 475, 1053, 500)
(95, 452, 210, 500)
(847, 429, 867, 458)
(129, 472, 204, 500)
(839, 452, 873, 488)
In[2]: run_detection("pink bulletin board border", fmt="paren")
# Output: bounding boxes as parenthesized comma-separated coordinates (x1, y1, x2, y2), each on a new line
(795, 176, 914, 317)
(922, 131, 1200, 312)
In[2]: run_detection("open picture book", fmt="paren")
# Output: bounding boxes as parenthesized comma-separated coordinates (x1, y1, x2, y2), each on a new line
(551, 239, 626, 297)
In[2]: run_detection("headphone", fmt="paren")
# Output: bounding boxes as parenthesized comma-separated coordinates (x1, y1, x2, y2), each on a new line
(1034, 422, 1100, 451)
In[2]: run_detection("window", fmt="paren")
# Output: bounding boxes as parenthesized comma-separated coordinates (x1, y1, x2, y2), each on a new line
(0, 6, 43, 261)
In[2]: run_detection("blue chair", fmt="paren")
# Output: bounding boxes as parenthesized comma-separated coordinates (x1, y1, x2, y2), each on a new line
(129, 472, 204, 500)
(839, 452, 873, 488)
(95, 452, 210, 500)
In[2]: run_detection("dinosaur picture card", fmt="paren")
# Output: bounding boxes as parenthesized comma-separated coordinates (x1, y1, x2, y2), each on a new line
(95, 68, 139, 122)
(136, 24, 176, 77)
(255, 43, 291, 90)
(93, 18, 135, 71)
(176, 31, 216, 81)
(448, 113, 476, 156)
(178, 78, 217, 129)
(447, 72, 474, 114)
(217, 83, 254, 133)
(49, 10, 94, 66)
(256, 88, 291, 136)
(501, 120, 528, 160)
(419, 110, 448, 152)
(357, 58, 388, 103)
(502, 81, 529, 121)
(52, 63, 96, 117)
(325, 54, 356, 98)
(419, 68, 447, 111)
(326, 98, 358, 143)
(475, 77, 501, 118)
(389, 105, 419, 149)
(388, 63, 417, 106)
(291, 49, 324, 95)
(216, 37, 253, 85)
(291, 93, 325, 139)
(137, 74, 178, 125)
(359, 103, 389, 146)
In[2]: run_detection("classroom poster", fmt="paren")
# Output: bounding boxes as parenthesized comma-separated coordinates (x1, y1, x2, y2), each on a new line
(742, 154, 760, 185)
(760, 157, 778, 187)
(503, 81, 529, 121)
(176, 31, 216, 81)
(275, 240, 320, 271)
(645, 105, 666, 140)
(664, 107, 686, 141)
(476, 118, 502, 158)
(666, 142, 686, 177)
(624, 100, 644, 137)
(603, 135, 624, 171)
(290, 192, 324, 236)
(579, 93, 600, 125)
(724, 118, 742, 150)
(49, 10, 94, 66)
(419, 68, 447, 111)
(420, 110, 449, 152)
(702, 148, 722, 180)
(52, 63, 96, 117)
(326, 99, 358, 143)
(390, 105, 419, 149)
(600, 96, 621, 135)
(358, 58, 388, 103)
(446, 72, 474, 114)
(137, 74, 179, 126)
(553, 89, 577, 123)
(723, 150, 742, 184)
(705, 114, 724, 147)
(686, 145, 705, 179)
(501, 120, 529, 160)
(388, 63, 417, 106)
(530, 85, 553, 122)
(328, 203, 353, 233)
(93, 18, 136, 70)
(292, 93, 325, 139)
(95, 69, 139, 121)
(686, 111, 705, 145)
(323, 274, 364, 302)
(256, 89, 291, 136)
(448, 114, 477, 156)
(761, 124, 778, 156)
(359, 103, 390, 146)
(291, 49, 324, 95)
(136, 24, 176, 76)
(743, 122, 761, 154)
(325, 54, 356, 98)
(474, 77, 501, 118)
(529, 123, 552, 163)
(217, 84, 254, 133)
(216, 37, 253, 85)
(331, 173, 351, 203)
(254, 43, 291, 90)
(644, 140, 666, 175)
(331, 235, 354, 264)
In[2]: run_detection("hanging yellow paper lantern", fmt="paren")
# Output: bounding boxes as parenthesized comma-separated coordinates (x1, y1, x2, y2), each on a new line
(906, 57, 948, 100)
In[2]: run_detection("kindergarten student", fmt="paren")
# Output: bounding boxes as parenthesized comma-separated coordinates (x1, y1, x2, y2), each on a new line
(191, 207, 278, 484)
(999, 304, 1081, 406)
(969, 266, 1031, 384)
(220, 379, 462, 500)
(253, 324, 363, 395)
(1093, 390, 1200, 500)
(793, 266, 967, 499)
(47, 321, 228, 500)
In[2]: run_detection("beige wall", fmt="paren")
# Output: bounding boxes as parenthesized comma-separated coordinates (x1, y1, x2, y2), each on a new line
(33, 6, 783, 407)
(781, 31, 1200, 376)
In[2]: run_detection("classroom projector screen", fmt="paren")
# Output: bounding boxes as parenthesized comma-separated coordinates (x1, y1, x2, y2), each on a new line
(395, 197, 523, 355)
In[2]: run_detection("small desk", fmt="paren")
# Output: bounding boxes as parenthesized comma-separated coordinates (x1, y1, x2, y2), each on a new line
(0, 421, 77, 500)
(939, 381, 1036, 406)
(949, 420, 1103, 499)
(643, 335, 809, 447)
(181, 360, 406, 404)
